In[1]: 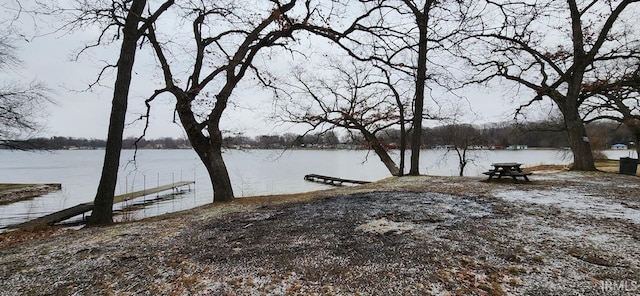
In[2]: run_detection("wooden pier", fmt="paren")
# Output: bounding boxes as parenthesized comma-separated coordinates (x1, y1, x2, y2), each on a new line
(304, 174, 371, 186)
(8, 181, 194, 229)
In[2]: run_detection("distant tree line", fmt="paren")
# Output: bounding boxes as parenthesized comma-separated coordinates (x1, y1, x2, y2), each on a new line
(5, 120, 634, 151)
(370, 120, 633, 150)
(0, 136, 190, 150)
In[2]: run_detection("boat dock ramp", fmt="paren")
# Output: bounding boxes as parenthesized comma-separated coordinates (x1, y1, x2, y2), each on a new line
(8, 181, 194, 229)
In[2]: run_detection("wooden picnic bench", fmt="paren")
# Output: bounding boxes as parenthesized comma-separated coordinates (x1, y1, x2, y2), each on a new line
(483, 162, 532, 183)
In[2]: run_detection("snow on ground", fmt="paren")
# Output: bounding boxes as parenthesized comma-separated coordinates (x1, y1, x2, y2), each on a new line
(493, 187, 640, 225)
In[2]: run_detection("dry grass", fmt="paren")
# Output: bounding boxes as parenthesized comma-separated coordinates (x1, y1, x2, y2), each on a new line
(526, 159, 640, 176)
(525, 164, 570, 172)
(0, 184, 32, 191)
(0, 227, 67, 248)
(595, 159, 640, 175)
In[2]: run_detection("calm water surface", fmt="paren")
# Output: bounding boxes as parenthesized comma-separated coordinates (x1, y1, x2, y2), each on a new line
(0, 148, 635, 228)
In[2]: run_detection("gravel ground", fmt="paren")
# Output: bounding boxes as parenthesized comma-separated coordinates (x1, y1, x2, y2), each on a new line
(0, 171, 639, 295)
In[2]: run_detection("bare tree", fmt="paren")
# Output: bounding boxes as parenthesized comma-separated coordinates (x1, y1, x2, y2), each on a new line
(402, 0, 433, 176)
(19, 0, 174, 225)
(303, 0, 477, 175)
(145, 0, 325, 201)
(460, 0, 640, 170)
(89, 0, 174, 225)
(581, 64, 640, 156)
(429, 103, 485, 176)
(0, 35, 52, 149)
(277, 59, 411, 176)
(439, 123, 482, 176)
(380, 66, 409, 175)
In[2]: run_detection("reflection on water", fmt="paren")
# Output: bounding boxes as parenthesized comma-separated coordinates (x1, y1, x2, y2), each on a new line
(0, 148, 635, 228)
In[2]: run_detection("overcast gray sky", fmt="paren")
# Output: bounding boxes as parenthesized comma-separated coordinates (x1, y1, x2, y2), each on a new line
(13, 30, 292, 139)
(1, 1, 535, 140)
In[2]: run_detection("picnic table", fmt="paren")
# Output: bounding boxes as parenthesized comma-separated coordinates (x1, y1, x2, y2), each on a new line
(483, 162, 532, 183)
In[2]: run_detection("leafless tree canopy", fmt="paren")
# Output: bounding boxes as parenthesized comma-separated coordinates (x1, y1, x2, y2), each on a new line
(580, 62, 640, 154)
(142, 0, 346, 201)
(0, 36, 52, 149)
(275, 59, 411, 175)
(581, 64, 640, 122)
(458, 0, 640, 170)
(279, 60, 411, 135)
(291, 0, 480, 174)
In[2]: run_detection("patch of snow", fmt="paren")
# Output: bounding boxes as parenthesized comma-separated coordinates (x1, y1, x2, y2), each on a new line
(355, 218, 416, 235)
(493, 188, 640, 225)
(530, 170, 564, 175)
(577, 178, 639, 188)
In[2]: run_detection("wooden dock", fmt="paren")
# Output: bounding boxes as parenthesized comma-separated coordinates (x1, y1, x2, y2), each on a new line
(8, 181, 194, 229)
(304, 174, 371, 186)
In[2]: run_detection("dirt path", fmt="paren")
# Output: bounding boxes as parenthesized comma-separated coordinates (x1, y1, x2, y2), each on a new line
(0, 172, 638, 295)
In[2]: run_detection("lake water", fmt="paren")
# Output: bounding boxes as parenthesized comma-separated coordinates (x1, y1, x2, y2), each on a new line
(0, 148, 635, 229)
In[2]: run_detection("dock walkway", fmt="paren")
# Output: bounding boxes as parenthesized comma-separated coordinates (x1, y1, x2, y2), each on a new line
(304, 174, 370, 186)
(8, 181, 194, 229)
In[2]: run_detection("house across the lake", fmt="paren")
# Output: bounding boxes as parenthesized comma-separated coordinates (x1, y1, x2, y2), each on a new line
(506, 144, 528, 150)
(611, 143, 628, 150)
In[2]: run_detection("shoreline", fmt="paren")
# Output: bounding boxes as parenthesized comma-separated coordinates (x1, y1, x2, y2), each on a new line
(0, 183, 62, 206)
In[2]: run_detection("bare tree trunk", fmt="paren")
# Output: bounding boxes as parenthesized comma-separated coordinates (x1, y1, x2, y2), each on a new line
(185, 138, 234, 202)
(561, 48, 597, 171)
(188, 139, 234, 202)
(361, 130, 400, 176)
(385, 69, 407, 176)
(565, 2, 596, 171)
(196, 147, 234, 202)
(564, 108, 596, 171)
(409, 10, 429, 176)
(398, 107, 407, 176)
(175, 96, 235, 202)
(207, 130, 234, 202)
(455, 147, 468, 177)
(88, 0, 146, 226)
